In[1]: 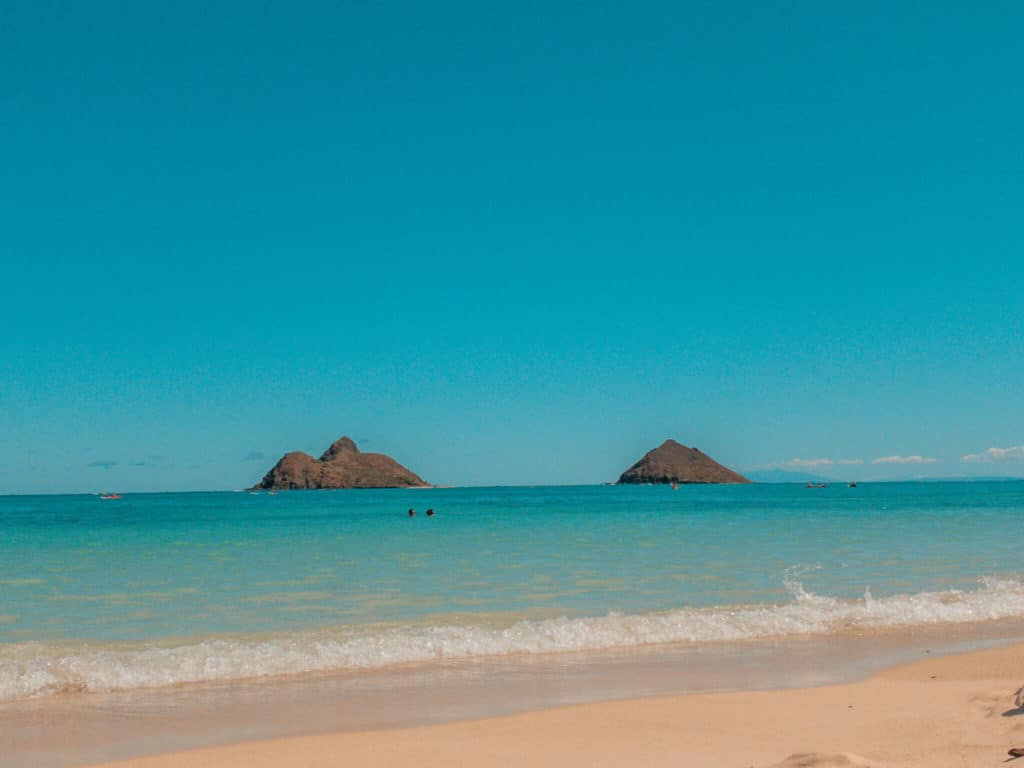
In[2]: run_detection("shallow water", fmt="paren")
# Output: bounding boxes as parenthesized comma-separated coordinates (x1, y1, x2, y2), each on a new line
(1, 482, 1023, 701)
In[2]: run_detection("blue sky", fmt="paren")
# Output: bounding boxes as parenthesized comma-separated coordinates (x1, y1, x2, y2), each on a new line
(2, 2, 1023, 492)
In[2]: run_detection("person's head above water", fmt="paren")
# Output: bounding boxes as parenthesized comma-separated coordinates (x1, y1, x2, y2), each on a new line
(426, 509, 434, 517)
(408, 508, 415, 517)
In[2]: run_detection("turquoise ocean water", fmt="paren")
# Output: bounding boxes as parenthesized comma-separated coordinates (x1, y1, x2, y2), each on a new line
(2, 482, 1023, 701)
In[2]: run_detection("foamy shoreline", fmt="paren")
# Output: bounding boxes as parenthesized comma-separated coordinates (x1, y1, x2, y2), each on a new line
(78, 640, 1024, 768)
(7, 576, 1024, 703)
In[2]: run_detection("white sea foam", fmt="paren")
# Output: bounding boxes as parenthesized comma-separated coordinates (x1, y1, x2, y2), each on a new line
(4, 576, 1024, 702)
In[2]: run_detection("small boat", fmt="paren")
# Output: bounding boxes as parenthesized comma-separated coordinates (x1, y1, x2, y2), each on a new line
(848, 481, 857, 488)
(100, 493, 121, 500)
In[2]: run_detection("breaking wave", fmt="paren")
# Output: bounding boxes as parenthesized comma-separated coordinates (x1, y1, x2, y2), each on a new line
(4, 575, 1024, 702)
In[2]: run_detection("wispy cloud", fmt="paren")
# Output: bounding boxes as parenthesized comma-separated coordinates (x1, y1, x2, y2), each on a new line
(242, 451, 265, 462)
(962, 445, 1024, 463)
(872, 455, 937, 465)
(787, 458, 834, 468)
(87, 460, 118, 470)
(784, 458, 863, 468)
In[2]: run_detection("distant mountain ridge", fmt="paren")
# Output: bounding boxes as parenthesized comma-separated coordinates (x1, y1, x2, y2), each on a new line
(617, 440, 750, 485)
(743, 468, 836, 484)
(254, 437, 429, 490)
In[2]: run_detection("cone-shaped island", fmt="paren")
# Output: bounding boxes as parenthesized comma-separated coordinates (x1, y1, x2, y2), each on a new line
(617, 439, 750, 485)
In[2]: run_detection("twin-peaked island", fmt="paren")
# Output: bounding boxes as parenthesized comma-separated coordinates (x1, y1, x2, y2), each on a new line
(253, 436, 429, 490)
(254, 436, 750, 490)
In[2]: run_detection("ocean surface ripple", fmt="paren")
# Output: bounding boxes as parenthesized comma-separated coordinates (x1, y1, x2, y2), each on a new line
(4, 483, 1024, 701)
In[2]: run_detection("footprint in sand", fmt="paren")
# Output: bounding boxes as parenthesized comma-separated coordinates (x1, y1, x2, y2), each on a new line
(769, 753, 887, 768)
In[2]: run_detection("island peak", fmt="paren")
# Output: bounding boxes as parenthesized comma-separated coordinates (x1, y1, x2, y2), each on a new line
(319, 436, 359, 461)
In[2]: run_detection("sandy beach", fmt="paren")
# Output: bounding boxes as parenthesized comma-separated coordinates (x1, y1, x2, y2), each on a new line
(83, 640, 1024, 768)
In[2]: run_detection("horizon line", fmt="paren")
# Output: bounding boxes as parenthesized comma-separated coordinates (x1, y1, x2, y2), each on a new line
(3, 476, 1024, 498)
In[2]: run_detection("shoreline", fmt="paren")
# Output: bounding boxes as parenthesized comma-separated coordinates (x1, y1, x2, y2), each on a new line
(80, 639, 1024, 768)
(10, 575, 1024, 703)
(3, 621, 1024, 768)
(6, 485, 1024, 768)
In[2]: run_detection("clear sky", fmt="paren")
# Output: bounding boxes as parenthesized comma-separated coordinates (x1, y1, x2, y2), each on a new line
(2, 1, 1023, 493)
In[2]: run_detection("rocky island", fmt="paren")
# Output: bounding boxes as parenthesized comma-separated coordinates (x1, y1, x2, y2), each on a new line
(253, 436, 429, 490)
(617, 439, 750, 485)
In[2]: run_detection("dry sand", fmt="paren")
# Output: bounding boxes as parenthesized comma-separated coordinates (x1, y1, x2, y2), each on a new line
(87, 641, 1024, 768)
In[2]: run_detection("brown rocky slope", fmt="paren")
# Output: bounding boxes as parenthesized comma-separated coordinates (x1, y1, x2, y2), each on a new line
(617, 439, 750, 485)
(253, 437, 429, 490)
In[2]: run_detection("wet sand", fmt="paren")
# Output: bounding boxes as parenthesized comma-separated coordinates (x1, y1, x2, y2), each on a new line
(79, 640, 1024, 768)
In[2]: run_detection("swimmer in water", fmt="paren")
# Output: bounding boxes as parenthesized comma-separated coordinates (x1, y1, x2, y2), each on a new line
(426, 509, 434, 517)
(408, 508, 415, 517)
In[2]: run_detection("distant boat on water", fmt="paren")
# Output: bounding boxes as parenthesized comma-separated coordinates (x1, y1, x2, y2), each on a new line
(99, 493, 121, 500)
(805, 482, 829, 489)
(848, 481, 858, 488)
